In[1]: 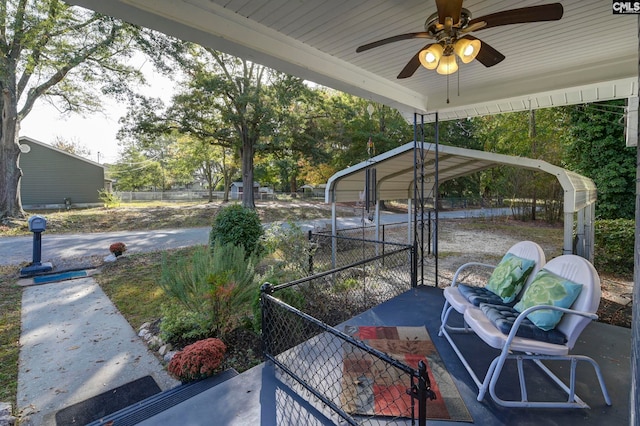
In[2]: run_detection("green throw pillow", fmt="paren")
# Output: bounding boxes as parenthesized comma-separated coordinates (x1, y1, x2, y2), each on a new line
(513, 269, 583, 331)
(485, 253, 536, 303)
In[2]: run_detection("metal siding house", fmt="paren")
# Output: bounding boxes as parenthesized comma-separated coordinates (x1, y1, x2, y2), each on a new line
(18, 136, 106, 209)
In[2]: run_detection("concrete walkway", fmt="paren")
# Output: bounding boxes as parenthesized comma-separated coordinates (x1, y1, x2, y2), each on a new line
(17, 278, 179, 425)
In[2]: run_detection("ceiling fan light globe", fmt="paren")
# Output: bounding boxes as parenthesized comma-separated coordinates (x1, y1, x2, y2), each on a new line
(454, 38, 481, 64)
(436, 54, 458, 75)
(419, 43, 443, 70)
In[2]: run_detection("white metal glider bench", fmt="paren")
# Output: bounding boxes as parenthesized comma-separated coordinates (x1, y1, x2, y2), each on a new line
(439, 240, 546, 336)
(444, 254, 611, 408)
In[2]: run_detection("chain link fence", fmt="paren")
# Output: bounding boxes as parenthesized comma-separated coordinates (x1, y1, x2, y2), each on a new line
(314, 218, 439, 288)
(261, 235, 435, 424)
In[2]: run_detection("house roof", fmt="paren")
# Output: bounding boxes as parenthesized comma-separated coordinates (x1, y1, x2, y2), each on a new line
(64, 0, 638, 122)
(230, 181, 260, 188)
(19, 136, 105, 169)
(325, 142, 596, 214)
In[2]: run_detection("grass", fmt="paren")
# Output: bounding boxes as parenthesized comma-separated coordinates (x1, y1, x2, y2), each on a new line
(0, 266, 21, 408)
(96, 250, 180, 329)
(0, 199, 356, 237)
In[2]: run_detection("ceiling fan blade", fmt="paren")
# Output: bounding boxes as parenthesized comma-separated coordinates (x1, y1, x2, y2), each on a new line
(397, 43, 433, 79)
(469, 3, 563, 31)
(460, 21, 487, 34)
(463, 35, 505, 67)
(435, 0, 463, 25)
(356, 32, 433, 53)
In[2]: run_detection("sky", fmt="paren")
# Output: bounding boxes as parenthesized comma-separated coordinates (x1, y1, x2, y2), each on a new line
(20, 61, 175, 165)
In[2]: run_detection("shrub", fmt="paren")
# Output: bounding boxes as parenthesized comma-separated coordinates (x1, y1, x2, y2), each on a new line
(160, 243, 259, 336)
(250, 268, 307, 333)
(98, 189, 121, 208)
(167, 338, 227, 382)
(594, 219, 634, 277)
(261, 221, 317, 278)
(210, 204, 263, 256)
(159, 304, 210, 346)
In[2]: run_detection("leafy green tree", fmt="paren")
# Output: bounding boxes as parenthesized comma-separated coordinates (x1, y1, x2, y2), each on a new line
(110, 145, 162, 191)
(122, 47, 309, 208)
(473, 108, 571, 220)
(174, 135, 238, 201)
(178, 49, 307, 209)
(565, 101, 635, 219)
(0, 0, 151, 218)
(426, 119, 484, 199)
(310, 93, 413, 172)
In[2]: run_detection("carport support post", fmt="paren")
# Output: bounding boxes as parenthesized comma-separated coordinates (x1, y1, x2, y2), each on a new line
(563, 212, 574, 255)
(331, 201, 337, 269)
(375, 200, 380, 256)
(407, 198, 412, 244)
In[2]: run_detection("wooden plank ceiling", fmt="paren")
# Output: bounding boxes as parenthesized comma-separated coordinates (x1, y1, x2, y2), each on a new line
(64, 0, 638, 121)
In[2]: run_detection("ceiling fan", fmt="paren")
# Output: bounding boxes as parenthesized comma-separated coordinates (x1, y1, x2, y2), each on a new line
(356, 1, 564, 78)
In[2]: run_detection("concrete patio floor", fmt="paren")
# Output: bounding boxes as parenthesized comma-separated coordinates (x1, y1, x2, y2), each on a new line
(93, 286, 630, 425)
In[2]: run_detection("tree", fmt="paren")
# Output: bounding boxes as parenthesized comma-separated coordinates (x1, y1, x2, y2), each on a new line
(51, 136, 91, 158)
(135, 48, 308, 208)
(473, 108, 571, 221)
(0, 0, 151, 219)
(174, 135, 238, 202)
(311, 93, 413, 172)
(565, 101, 636, 220)
(109, 145, 161, 191)
(428, 118, 483, 200)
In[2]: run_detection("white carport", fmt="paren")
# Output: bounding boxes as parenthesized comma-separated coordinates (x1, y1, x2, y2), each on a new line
(325, 142, 597, 261)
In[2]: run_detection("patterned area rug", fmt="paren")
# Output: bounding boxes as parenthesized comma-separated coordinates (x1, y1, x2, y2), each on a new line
(341, 325, 472, 422)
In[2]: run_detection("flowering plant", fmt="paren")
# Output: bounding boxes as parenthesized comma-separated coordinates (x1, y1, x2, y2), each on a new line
(109, 242, 127, 256)
(167, 338, 227, 382)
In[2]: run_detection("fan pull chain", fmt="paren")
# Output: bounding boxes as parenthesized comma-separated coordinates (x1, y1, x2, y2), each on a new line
(446, 72, 450, 104)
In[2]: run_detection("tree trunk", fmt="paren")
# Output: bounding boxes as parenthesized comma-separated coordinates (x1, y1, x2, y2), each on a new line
(0, 82, 25, 219)
(207, 180, 214, 203)
(204, 160, 214, 202)
(241, 137, 256, 209)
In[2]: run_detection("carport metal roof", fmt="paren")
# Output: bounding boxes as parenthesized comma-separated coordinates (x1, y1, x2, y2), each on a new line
(325, 142, 596, 215)
(326, 142, 596, 259)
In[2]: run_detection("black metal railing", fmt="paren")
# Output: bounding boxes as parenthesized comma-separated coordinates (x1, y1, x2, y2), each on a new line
(261, 236, 435, 425)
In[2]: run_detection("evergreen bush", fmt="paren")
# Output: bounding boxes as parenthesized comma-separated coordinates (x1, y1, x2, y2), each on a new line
(210, 204, 263, 256)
